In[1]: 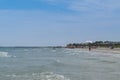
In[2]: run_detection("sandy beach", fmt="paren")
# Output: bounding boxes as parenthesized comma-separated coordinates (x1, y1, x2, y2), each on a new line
(91, 48, 120, 54)
(72, 48, 120, 54)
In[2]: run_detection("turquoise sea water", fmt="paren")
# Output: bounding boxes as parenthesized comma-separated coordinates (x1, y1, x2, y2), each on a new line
(0, 47, 120, 80)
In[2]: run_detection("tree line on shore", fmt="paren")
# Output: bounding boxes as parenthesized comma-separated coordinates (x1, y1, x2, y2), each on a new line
(66, 41, 120, 49)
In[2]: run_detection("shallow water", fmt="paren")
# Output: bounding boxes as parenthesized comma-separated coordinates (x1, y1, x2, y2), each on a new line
(0, 48, 120, 80)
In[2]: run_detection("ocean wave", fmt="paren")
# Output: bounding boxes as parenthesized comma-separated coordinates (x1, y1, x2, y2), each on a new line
(23, 49, 29, 51)
(89, 51, 120, 58)
(0, 52, 16, 58)
(51, 50, 57, 53)
(38, 72, 70, 80)
(52, 59, 66, 67)
(0, 52, 11, 57)
(6, 72, 70, 80)
(63, 49, 89, 56)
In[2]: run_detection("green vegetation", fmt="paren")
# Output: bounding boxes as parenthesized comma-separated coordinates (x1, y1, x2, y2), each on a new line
(66, 41, 120, 49)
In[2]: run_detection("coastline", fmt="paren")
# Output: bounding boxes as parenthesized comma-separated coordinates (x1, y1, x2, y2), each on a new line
(91, 48, 120, 54)
(67, 48, 120, 54)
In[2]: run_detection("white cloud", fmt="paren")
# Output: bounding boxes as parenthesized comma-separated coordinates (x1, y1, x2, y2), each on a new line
(36, 0, 120, 12)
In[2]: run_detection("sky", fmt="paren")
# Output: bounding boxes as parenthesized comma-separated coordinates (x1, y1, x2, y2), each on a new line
(0, 0, 120, 46)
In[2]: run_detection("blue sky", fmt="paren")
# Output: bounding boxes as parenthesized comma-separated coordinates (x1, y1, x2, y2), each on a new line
(0, 0, 120, 46)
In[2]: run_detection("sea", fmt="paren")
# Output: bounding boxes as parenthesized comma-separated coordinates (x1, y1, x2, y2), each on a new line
(0, 47, 120, 80)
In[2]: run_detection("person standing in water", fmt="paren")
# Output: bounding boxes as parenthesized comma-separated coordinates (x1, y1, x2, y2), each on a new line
(86, 41, 92, 51)
(89, 46, 91, 51)
(88, 43, 91, 51)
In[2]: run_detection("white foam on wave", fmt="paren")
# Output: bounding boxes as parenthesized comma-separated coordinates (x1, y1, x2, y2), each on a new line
(64, 48, 90, 56)
(6, 72, 70, 80)
(0, 51, 16, 58)
(0, 52, 11, 57)
(39, 72, 70, 80)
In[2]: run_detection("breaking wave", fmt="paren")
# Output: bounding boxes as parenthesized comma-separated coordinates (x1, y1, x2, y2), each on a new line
(6, 72, 70, 80)
(0, 52, 11, 57)
(0, 51, 15, 58)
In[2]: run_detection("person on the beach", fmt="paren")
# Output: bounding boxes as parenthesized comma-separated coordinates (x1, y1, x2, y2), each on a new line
(88, 43, 91, 51)
(89, 46, 91, 51)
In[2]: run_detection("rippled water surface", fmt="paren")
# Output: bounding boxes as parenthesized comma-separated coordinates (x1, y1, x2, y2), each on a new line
(0, 48, 120, 80)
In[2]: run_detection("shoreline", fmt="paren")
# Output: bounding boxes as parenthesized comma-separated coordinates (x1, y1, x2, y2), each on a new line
(67, 48, 120, 54)
(91, 48, 120, 54)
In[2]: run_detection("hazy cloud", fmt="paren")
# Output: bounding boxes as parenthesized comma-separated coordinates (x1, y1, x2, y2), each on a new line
(37, 0, 120, 12)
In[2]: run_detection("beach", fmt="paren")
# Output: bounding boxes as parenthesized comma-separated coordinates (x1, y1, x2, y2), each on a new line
(77, 48, 120, 54)
(67, 47, 120, 54)
(92, 48, 120, 54)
